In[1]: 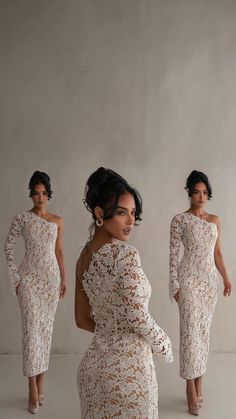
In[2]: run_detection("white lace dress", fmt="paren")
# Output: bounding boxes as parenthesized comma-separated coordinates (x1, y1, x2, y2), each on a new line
(4, 211, 60, 377)
(169, 213, 218, 379)
(78, 242, 173, 419)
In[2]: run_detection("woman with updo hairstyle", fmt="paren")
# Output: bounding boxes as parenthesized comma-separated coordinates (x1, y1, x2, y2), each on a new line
(75, 167, 173, 418)
(4, 171, 67, 414)
(169, 170, 231, 416)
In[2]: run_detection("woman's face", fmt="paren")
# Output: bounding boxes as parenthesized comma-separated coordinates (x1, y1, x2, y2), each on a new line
(102, 192, 136, 241)
(31, 183, 49, 209)
(189, 182, 209, 208)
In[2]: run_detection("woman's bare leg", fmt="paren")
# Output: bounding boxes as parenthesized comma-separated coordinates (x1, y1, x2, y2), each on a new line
(194, 376, 203, 404)
(186, 379, 199, 415)
(28, 376, 38, 411)
(36, 373, 45, 405)
(36, 373, 45, 394)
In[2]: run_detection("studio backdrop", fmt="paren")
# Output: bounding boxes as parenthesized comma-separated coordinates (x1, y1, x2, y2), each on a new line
(0, 0, 235, 357)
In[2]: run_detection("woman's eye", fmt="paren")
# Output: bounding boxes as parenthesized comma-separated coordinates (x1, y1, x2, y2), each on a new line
(117, 211, 125, 216)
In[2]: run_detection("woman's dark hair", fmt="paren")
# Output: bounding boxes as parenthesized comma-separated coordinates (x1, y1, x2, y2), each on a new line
(84, 167, 142, 224)
(185, 170, 212, 200)
(28, 171, 53, 199)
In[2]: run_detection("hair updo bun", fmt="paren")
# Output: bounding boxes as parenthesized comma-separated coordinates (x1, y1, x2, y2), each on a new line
(185, 170, 212, 200)
(84, 167, 142, 223)
(87, 167, 109, 190)
(29, 171, 53, 199)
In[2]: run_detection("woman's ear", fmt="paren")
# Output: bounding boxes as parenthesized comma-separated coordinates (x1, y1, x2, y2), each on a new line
(94, 206, 104, 221)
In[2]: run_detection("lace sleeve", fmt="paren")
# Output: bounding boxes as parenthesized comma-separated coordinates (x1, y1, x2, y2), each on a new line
(118, 246, 173, 362)
(169, 215, 183, 301)
(4, 214, 22, 295)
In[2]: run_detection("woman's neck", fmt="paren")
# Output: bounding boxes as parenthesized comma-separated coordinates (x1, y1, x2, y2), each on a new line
(91, 227, 116, 246)
(31, 207, 48, 217)
(188, 207, 206, 217)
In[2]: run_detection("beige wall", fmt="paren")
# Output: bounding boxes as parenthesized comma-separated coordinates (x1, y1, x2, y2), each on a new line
(0, 0, 236, 355)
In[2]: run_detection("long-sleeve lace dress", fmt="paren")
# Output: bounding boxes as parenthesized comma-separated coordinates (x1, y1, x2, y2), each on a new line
(169, 212, 218, 379)
(78, 242, 173, 419)
(4, 211, 60, 377)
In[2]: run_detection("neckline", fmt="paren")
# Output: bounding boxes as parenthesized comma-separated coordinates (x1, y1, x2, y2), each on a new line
(27, 211, 58, 227)
(82, 242, 119, 279)
(183, 212, 217, 228)
(87, 241, 116, 262)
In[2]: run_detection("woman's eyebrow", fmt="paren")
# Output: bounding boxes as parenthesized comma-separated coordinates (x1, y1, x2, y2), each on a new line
(117, 206, 136, 210)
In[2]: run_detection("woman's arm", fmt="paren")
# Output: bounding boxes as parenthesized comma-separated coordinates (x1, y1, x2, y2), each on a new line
(214, 217, 232, 297)
(169, 215, 183, 302)
(4, 214, 22, 295)
(55, 217, 67, 298)
(119, 246, 173, 362)
(74, 258, 95, 333)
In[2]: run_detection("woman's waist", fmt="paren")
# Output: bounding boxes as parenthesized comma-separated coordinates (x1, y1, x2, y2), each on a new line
(178, 264, 218, 281)
(20, 254, 58, 266)
(180, 255, 216, 268)
(23, 248, 57, 258)
(94, 328, 147, 343)
(19, 261, 59, 276)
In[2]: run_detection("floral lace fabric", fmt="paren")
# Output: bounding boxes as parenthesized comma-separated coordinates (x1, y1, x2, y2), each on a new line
(78, 242, 173, 418)
(169, 213, 218, 379)
(4, 211, 60, 376)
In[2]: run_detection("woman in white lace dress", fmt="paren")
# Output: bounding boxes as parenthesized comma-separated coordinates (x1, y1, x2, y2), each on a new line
(169, 170, 231, 416)
(75, 167, 173, 419)
(4, 171, 67, 414)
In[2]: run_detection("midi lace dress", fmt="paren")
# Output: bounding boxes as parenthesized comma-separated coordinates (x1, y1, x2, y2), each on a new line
(4, 211, 60, 377)
(169, 213, 218, 379)
(78, 242, 173, 419)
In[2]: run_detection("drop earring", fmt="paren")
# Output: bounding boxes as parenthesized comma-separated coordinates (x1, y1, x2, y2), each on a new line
(96, 219, 103, 227)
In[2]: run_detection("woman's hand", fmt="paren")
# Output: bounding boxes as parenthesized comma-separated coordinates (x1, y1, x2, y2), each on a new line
(60, 279, 67, 299)
(223, 279, 232, 297)
(174, 290, 179, 302)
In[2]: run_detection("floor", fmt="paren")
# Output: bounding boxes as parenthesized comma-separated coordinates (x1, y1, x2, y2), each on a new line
(0, 353, 235, 418)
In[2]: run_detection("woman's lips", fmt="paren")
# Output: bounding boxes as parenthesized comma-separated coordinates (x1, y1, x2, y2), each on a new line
(123, 228, 131, 235)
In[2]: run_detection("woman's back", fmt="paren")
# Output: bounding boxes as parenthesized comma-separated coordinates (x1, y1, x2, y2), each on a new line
(80, 242, 151, 345)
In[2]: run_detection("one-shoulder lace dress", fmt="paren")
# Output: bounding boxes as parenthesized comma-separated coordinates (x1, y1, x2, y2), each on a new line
(4, 211, 60, 376)
(169, 213, 218, 379)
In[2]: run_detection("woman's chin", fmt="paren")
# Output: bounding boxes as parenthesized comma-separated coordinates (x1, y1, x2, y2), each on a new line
(120, 234, 130, 242)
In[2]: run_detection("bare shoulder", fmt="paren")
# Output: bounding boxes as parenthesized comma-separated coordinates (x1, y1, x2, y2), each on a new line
(49, 213, 64, 227)
(76, 244, 92, 275)
(79, 244, 90, 261)
(207, 213, 220, 226)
